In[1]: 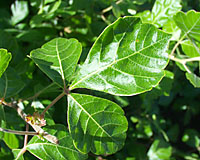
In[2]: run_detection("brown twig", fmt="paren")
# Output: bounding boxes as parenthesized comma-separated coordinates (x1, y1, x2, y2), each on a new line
(0, 127, 38, 136)
(41, 92, 65, 117)
(24, 123, 29, 146)
(1, 100, 59, 144)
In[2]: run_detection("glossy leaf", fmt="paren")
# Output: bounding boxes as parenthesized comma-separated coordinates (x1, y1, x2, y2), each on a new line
(163, 20, 181, 41)
(70, 17, 171, 96)
(186, 73, 200, 88)
(0, 68, 25, 98)
(137, 0, 182, 27)
(181, 40, 200, 58)
(26, 125, 87, 160)
(11, 1, 29, 25)
(174, 10, 200, 41)
(30, 38, 82, 88)
(0, 49, 11, 78)
(68, 93, 128, 154)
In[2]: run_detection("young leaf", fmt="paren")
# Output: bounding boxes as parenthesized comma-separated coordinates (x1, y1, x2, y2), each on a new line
(68, 93, 128, 154)
(0, 68, 25, 98)
(26, 125, 87, 160)
(30, 38, 82, 88)
(137, 0, 182, 27)
(151, 0, 181, 27)
(186, 72, 200, 88)
(181, 40, 200, 58)
(174, 10, 200, 41)
(0, 49, 12, 78)
(163, 20, 181, 41)
(70, 17, 171, 96)
(11, 1, 29, 25)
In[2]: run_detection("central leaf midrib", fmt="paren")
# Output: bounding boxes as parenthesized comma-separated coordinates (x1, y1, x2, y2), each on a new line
(70, 36, 168, 89)
(56, 39, 66, 87)
(26, 143, 80, 153)
(69, 95, 114, 140)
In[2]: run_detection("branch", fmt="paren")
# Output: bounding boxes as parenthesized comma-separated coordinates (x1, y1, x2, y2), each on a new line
(0, 127, 38, 136)
(169, 55, 200, 73)
(102, 0, 123, 14)
(41, 92, 65, 117)
(1, 100, 59, 144)
(101, 0, 123, 23)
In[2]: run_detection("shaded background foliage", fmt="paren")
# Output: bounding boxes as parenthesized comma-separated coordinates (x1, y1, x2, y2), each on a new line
(0, 0, 200, 159)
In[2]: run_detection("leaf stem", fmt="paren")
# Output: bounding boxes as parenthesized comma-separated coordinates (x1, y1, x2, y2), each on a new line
(169, 55, 200, 73)
(102, 0, 123, 14)
(100, 0, 123, 24)
(0, 127, 38, 136)
(41, 92, 65, 117)
(24, 123, 29, 146)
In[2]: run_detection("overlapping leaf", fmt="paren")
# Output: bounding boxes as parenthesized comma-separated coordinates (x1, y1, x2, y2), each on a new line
(30, 38, 82, 88)
(68, 93, 128, 154)
(0, 68, 25, 98)
(137, 0, 182, 27)
(0, 49, 11, 78)
(174, 10, 200, 41)
(25, 125, 87, 160)
(181, 40, 200, 58)
(70, 17, 171, 96)
(186, 73, 200, 88)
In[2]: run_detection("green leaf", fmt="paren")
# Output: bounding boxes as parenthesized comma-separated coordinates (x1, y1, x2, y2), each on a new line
(147, 139, 172, 160)
(3, 133, 19, 149)
(26, 124, 87, 160)
(0, 68, 25, 98)
(70, 17, 171, 96)
(30, 38, 82, 88)
(12, 149, 24, 160)
(181, 40, 200, 58)
(0, 105, 6, 139)
(137, 0, 182, 27)
(11, 1, 29, 25)
(0, 49, 12, 78)
(174, 10, 200, 41)
(68, 93, 128, 154)
(163, 20, 181, 41)
(112, 2, 121, 18)
(186, 72, 200, 88)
